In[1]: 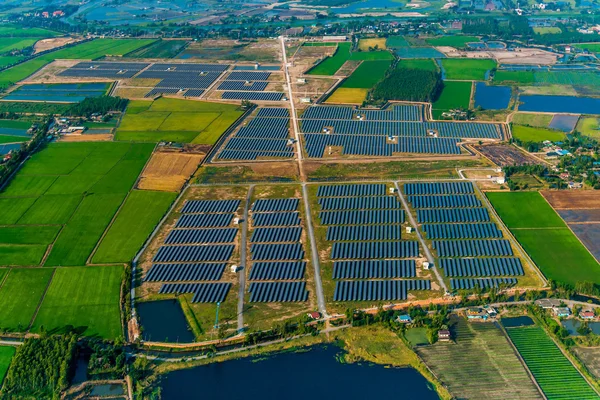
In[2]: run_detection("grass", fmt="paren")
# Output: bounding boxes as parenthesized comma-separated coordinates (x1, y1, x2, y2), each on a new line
(348, 51, 394, 60)
(506, 324, 598, 399)
(0, 38, 39, 54)
(17, 195, 82, 225)
(358, 38, 387, 51)
(31, 266, 123, 339)
(417, 317, 542, 400)
(0, 268, 54, 332)
(404, 327, 429, 345)
(0, 135, 28, 144)
(0, 39, 156, 88)
(92, 190, 176, 263)
(0, 198, 37, 225)
(307, 42, 352, 76)
(115, 98, 243, 144)
(397, 58, 438, 71)
(0, 226, 60, 245)
(0, 245, 47, 266)
(533, 27, 562, 34)
(576, 117, 600, 139)
(0, 346, 15, 383)
(488, 192, 600, 285)
(386, 36, 410, 48)
(0, 26, 59, 38)
(511, 125, 565, 143)
(325, 88, 369, 104)
(511, 113, 553, 128)
(341, 60, 391, 89)
(441, 59, 496, 81)
(125, 40, 188, 58)
(432, 81, 472, 119)
(494, 70, 536, 85)
(426, 36, 480, 48)
(573, 43, 600, 52)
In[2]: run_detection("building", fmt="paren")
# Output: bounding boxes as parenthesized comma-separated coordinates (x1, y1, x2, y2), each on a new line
(438, 329, 451, 341)
(580, 310, 595, 320)
(553, 306, 571, 317)
(466, 307, 488, 320)
(535, 298, 562, 309)
(484, 306, 497, 318)
(396, 315, 412, 324)
(307, 312, 321, 320)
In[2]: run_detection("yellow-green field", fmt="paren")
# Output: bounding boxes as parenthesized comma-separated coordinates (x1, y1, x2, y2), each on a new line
(358, 38, 387, 51)
(577, 117, 600, 139)
(533, 27, 562, 34)
(325, 88, 369, 104)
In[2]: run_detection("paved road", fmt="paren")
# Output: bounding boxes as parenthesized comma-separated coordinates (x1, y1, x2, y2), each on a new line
(237, 185, 254, 332)
(302, 183, 328, 317)
(394, 182, 448, 294)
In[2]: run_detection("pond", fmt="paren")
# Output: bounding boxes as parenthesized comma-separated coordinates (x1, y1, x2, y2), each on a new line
(90, 383, 125, 397)
(137, 299, 195, 343)
(501, 316, 534, 328)
(333, 0, 405, 13)
(519, 95, 600, 115)
(474, 82, 511, 110)
(160, 345, 439, 400)
(562, 319, 600, 336)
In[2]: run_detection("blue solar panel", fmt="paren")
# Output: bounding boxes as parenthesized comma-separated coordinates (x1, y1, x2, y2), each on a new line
(250, 227, 302, 243)
(319, 196, 402, 210)
(333, 260, 416, 279)
(333, 279, 431, 301)
(331, 241, 419, 259)
(440, 258, 524, 277)
(165, 228, 238, 244)
(250, 243, 304, 260)
(319, 209, 404, 225)
(249, 261, 306, 280)
(326, 225, 402, 241)
(176, 214, 234, 228)
(159, 282, 231, 303)
(253, 212, 301, 227)
(433, 240, 513, 257)
(317, 184, 387, 197)
(145, 263, 226, 281)
(450, 278, 517, 290)
(181, 200, 240, 213)
(404, 182, 474, 195)
(422, 223, 502, 239)
(154, 245, 234, 262)
(407, 195, 481, 208)
(248, 281, 308, 302)
(417, 208, 490, 223)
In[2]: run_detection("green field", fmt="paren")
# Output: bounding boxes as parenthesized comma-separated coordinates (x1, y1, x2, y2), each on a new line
(125, 39, 188, 58)
(0, 27, 59, 38)
(0, 39, 156, 88)
(417, 318, 542, 399)
(494, 71, 536, 85)
(441, 59, 497, 81)
(307, 42, 352, 75)
(115, 98, 243, 143)
(511, 113, 553, 128)
(488, 192, 600, 285)
(397, 58, 438, 71)
(341, 60, 392, 89)
(0, 268, 54, 331)
(0, 38, 38, 54)
(348, 51, 394, 61)
(426, 36, 480, 48)
(92, 190, 176, 263)
(577, 117, 600, 139)
(386, 36, 410, 48)
(432, 81, 472, 119)
(31, 266, 123, 339)
(0, 135, 28, 144)
(506, 325, 598, 399)
(0, 346, 15, 383)
(573, 43, 600, 52)
(0, 142, 153, 266)
(404, 327, 429, 346)
(512, 125, 565, 143)
(533, 27, 562, 34)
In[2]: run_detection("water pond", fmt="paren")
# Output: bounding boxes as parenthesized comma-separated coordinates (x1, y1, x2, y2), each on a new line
(137, 300, 195, 343)
(549, 114, 579, 132)
(333, 0, 405, 13)
(160, 345, 439, 400)
(502, 316, 534, 328)
(90, 383, 125, 397)
(519, 95, 600, 115)
(562, 319, 600, 336)
(474, 82, 511, 110)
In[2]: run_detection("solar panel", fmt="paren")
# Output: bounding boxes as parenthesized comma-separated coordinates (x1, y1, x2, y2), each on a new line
(250, 243, 304, 260)
(145, 263, 226, 281)
(317, 184, 387, 197)
(250, 227, 302, 243)
(252, 198, 299, 212)
(433, 239, 513, 257)
(252, 212, 301, 227)
(450, 278, 518, 290)
(165, 228, 238, 244)
(222, 91, 284, 101)
(333, 260, 416, 279)
(440, 258, 524, 277)
(256, 108, 289, 118)
(176, 214, 234, 228)
(331, 241, 419, 259)
(319, 209, 404, 225)
(181, 200, 240, 214)
(159, 282, 231, 303)
(249, 261, 306, 280)
(333, 279, 431, 301)
(153, 244, 234, 262)
(422, 223, 502, 239)
(326, 225, 402, 241)
(248, 281, 308, 302)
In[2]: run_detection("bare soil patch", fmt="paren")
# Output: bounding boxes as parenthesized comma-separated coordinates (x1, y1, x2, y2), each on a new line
(34, 37, 80, 54)
(138, 149, 206, 192)
(474, 144, 542, 167)
(542, 190, 600, 209)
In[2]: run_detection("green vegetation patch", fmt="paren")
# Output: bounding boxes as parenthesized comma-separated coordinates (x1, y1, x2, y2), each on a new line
(0, 135, 28, 144)
(397, 58, 438, 71)
(17, 195, 82, 225)
(386, 36, 410, 48)
(372, 66, 442, 103)
(441, 58, 496, 81)
(32, 266, 123, 339)
(0, 26, 59, 38)
(348, 51, 394, 61)
(0, 226, 60, 245)
(511, 113, 553, 128)
(0, 346, 15, 383)
(0, 197, 37, 225)
(341, 60, 392, 89)
(494, 70, 535, 85)
(426, 36, 480, 48)
(115, 98, 243, 144)
(0, 245, 47, 266)
(576, 117, 600, 139)
(506, 325, 598, 399)
(307, 42, 352, 76)
(486, 192, 564, 229)
(432, 81, 472, 119)
(92, 190, 176, 263)
(512, 125, 565, 143)
(0, 268, 54, 332)
(404, 327, 429, 345)
(125, 39, 188, 58)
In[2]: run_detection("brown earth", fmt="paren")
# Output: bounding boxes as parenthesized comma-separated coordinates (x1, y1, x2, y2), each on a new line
(474, 144, 542, 167)
(59, 133, 114, 142)
(138, 151, 205, 192)
(542, 190, 600, 209)
(33, 37, 80, 54)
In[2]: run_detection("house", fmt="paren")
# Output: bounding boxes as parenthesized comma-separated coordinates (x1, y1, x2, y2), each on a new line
(396, 315, 412, 324)
(484, 306, 497, 318)
(307, 312, 321, 320)
(438, 329, 451, 341)
(535, 298, 562, 309)
(466, 307, 488, 320)
(580, 310, 595, 320)
(553, 306, 571, 317)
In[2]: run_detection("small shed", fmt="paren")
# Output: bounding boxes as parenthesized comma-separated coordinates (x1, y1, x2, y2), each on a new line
(396, 315, 412, 324)
(438, 329, 451, 341)
(553, 306, 571, 317)
(307, 311, 321, 320)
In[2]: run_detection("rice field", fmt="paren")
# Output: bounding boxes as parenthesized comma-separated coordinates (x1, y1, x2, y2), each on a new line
(432, 81, 472, 119)
(325, 88, 369, 104)
(307, 42, 352, 76)
(358, 38, 387, 51)
(494, 71, 536, 85)
(511, 125, 565, 143)
(341, 60, 392, 89)
(417, 318, 543, 399)
(505, 324, 598, 399)
(115, 98, 243, 144)
(441, 59, 497, 81)
(0, 346, 15, 383)
(426, 36, 480, 48)
(576, 117, 600, 139)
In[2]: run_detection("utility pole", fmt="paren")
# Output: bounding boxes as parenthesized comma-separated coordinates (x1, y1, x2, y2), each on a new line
(214, 301, 221, 330)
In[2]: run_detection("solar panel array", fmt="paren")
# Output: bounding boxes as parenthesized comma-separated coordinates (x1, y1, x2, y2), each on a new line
(59, 61, 149, 78)
(248, 197, 309, 302)
(218, 81, 268, 91)
(299, 104, 504, 158)
(216, 109, 293, 161)
(137, 63, 228, 95)
(403, 181, 522, 291)
(316, 184, 430, 302)
(222, 91, 284, 101)
(146, 198, 242, 303)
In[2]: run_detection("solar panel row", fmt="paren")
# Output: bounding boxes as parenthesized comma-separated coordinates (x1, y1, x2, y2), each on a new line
(249, 261, 306, 280)
(248, 281, 308, 302)
(176, 213, 233, 228)
(154, 244, 234, 262)
(218, 81, 268, 91)
(333, 260, 416, 279)
(433, 239, 513, 257)
(417, 208, 490, 223)
(234, 126, 289, 139)
(256, 107, 289, 118)
(247, 117, 289, 130)
(250, 227, 302, 243)
(319, 196, 402, 211)
(217, 150, 292, 161)
(253, 212, 301, 227)
(331, 241, 419, 259)
(407, 194, 481, 209)
(326, 225, 402, 241)
(333, 279, 431, 301)
(422, 223, 502, 239)
(301, 104, 423, 122)
(165, 228, 238, 244)
(222, 91, 284, 101)
(181, 199, 241, 214)
(145, 263, 226, 281)
(404, 182, 474, 195)
(145, 88, 179, 98)
(320, 209, 405, 225)
(226, 71, 271, 81)
(440, 258, 524, 277)
(450, 278, 518, 290)
(317, 184, 387, 197)
(160, 282, 232, 303)
(250, 243, 304, 260)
